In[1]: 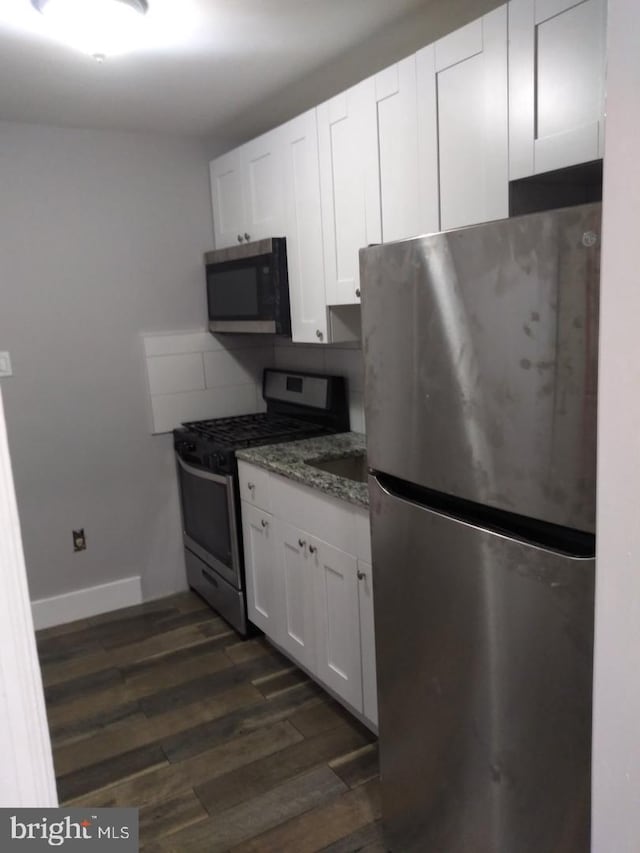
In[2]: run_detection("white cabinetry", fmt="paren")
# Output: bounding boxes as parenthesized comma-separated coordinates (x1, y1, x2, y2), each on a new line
(210, 126, 284, 249)
(238, 463, 377, 728)
(277, 520, 317, 671)
(311, 536, 362, 711)
(318, 77, 381, 306)
(281, 110, 329, 344)
(433, 6, 509, 230)
(509, 0, 607, 178)
(209, 148, 245, 250)
(241, 504, 278, 639)
(210, 0, 603, 279)
(375, 54, 439, 242)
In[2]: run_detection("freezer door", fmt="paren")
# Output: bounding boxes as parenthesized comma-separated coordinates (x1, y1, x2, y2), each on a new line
(370, 475, 594, 853)
(361, 203, 600, 532)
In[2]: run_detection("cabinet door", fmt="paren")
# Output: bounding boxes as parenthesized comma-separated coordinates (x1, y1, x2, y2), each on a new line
(241, 127, 285, 242)
(434, 6, 508, 230)
(281, 110, 328, 344)
(318, 77, 382, 306)
(311, 536, 363, 712)
(375, 55, 439, 243)
(277, 520, 316, 671)
(509, 0, 606, 178)
(210, 148, 245, 249)
(357, 560, 378, 727)
(241, 504, 280, 641)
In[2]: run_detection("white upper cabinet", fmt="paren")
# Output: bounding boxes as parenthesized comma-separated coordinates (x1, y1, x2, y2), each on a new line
(281, 110, 328, 344)
(209, 148, 245, 249)
(318, 77, 382, 306)
(375, 54, 439, 242)
(509, 0, 607, 178)
(433, 6, 509, 230)
(210, 126, 284, 248)
(241, 129, 285, 242)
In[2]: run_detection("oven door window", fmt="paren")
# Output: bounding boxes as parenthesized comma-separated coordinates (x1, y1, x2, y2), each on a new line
(207, 256, 272, 321)
(177, 462, 235, 577)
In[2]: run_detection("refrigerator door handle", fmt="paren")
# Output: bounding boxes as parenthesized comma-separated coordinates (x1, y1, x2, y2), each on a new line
(370, 472, 595, 560)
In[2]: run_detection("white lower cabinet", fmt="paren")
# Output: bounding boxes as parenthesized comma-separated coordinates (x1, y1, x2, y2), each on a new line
(277, 520, 317, 672)
(240, 464, 377, 728)
(241, 503, 279, 641)
(311, 536, 362, 712)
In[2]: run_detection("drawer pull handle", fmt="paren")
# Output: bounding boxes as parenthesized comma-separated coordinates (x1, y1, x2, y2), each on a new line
(298, 538, 306, 548)
(244, 232, 251, 242)
(309, 544, 317, 554)
(357, 570, 366, 580)
(355, 288, 361, 298)
(237, 234, 243, 243)
(247, 482, 255, 490)
(261, 519, 269, 528)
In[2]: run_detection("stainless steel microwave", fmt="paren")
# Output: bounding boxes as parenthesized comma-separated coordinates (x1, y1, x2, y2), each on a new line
(204, 237, 291, 335)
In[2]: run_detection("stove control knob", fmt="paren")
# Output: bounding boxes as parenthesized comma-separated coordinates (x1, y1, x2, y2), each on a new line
(212, 452, 227, 470)
(180, 441, 196, 453)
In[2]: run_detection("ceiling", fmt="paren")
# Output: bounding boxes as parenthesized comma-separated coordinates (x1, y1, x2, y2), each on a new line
(0, 0, 438, 142)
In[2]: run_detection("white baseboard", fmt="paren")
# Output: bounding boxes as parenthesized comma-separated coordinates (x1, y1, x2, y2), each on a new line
(31, 576, 143, 630)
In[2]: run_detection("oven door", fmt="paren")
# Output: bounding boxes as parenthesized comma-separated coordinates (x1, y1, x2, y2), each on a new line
(176, 456, 242, 589)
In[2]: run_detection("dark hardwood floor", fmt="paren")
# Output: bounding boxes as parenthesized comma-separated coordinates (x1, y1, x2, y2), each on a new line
(36, 591, 384, 851)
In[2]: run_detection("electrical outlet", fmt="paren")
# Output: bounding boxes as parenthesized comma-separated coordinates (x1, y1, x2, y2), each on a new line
(73, 529, 87, 552)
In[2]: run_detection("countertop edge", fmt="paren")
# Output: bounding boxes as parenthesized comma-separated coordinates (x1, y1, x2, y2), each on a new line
(236, 432, 369, 510)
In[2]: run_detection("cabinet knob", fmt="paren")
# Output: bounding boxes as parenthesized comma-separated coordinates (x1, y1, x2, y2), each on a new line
(357, 569, 366, 580)
(261, 518, 269, 528)
(244, 232, 251, 242)
(298, 538, 306, 548)
(355, 288, 361, 298)
(316, 329, 323, 340)
(237, 234, 243, 243)
(309, 544, 317, 554)
(247, 482, 255, 491)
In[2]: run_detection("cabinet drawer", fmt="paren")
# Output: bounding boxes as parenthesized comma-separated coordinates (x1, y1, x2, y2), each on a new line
(237, 461, 271, 511)
(269, 473, 356, 556)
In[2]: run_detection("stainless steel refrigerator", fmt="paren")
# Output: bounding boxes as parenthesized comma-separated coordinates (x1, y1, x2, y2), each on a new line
(360, 203, 599, 853)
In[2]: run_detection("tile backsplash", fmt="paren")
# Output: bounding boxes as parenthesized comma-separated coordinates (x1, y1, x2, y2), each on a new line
(143, 331, 271, 433)
(142, 332, 366, 434)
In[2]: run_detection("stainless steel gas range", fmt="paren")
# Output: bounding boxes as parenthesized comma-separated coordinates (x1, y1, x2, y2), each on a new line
(173, 369, 349, 635)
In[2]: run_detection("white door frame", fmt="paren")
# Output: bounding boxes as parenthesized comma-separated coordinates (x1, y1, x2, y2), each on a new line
(0, 387, 57, 807)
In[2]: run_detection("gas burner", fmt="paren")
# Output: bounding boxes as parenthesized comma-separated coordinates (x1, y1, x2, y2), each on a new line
(181, 413, 325, 449)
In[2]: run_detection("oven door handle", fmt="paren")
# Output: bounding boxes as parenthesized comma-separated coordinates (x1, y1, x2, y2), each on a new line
(176, 455, 231, 486)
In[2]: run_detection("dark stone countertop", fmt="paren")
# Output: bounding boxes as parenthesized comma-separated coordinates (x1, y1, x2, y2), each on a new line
(236, 432, 369, 509)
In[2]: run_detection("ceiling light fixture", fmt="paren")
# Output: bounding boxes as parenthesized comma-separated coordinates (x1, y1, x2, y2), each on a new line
(31, 0, 149, 60)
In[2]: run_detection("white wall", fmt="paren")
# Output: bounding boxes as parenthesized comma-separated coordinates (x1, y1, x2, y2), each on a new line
(0, 121, 213, 605)
(591, 0, 640, 848)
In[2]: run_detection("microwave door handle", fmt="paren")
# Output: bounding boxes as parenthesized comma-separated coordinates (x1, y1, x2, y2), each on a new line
(176, 455, 231, 486)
